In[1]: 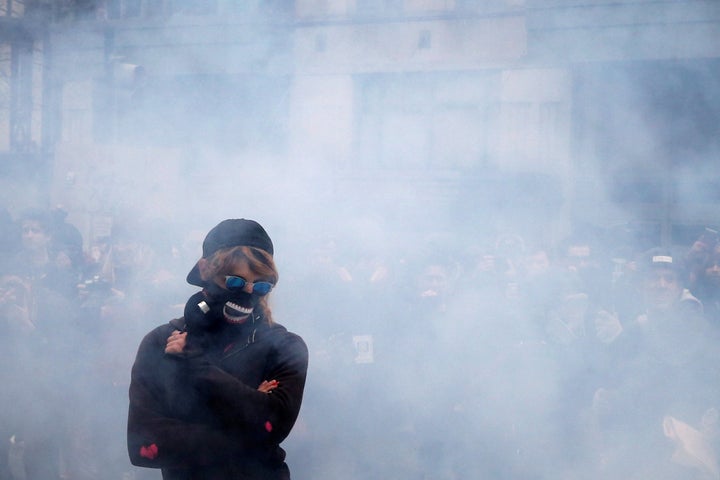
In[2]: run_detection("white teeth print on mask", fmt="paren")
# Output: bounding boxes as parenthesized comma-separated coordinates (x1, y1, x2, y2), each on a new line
(226, 301, 252, 315)
(223, 301, 253, 324)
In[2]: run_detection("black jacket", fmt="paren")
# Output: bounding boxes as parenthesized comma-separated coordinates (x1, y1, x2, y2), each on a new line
(127, 312, 308, 480)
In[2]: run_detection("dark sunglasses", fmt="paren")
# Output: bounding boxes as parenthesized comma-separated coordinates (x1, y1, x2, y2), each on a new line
(224, 275, 274, 296)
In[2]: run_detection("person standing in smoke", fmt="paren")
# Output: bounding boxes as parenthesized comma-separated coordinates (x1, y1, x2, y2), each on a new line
(5, 208, 83, 301)
(686, 229, 720, 326)
(586, 248, 720, 479)
(127, 219, 308, 479)
(0, 273, 82, 480)
(0, 209, 85, 480)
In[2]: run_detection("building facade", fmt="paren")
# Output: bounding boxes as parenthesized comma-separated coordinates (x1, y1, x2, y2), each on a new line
(1, 0, 719, 246)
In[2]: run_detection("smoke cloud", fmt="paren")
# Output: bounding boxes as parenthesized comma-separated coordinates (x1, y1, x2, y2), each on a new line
(1, 2, 720, 480)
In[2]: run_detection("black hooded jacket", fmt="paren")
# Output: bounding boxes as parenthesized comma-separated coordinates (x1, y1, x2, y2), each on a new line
(127, 308, 308, 480)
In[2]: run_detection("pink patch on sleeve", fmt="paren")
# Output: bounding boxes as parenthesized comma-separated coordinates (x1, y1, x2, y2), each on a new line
(265, 421, 273, 432)
(140, 443, 159, 460)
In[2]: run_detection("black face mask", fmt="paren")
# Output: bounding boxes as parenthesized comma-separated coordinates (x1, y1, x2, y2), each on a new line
(204, 281, 261, 320)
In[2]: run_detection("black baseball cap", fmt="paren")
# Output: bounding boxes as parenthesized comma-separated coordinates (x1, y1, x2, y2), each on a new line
(186, 219, 274, 286)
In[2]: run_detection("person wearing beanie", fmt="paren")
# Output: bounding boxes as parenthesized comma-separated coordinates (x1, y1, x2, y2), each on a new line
(635, 247, 701, 315)
(127, 219, 308, 480)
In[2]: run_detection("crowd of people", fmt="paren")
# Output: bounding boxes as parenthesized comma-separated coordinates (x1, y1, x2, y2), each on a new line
(0, 206, 194, 480)
(0, 205, 719, 479)
(286, 224, 720, 480)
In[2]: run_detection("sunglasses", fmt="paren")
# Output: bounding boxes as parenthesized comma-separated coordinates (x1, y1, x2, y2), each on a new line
(224, 275, 274, 296)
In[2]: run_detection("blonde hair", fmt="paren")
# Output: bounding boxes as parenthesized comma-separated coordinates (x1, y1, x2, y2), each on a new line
(205, 246, 278, 323)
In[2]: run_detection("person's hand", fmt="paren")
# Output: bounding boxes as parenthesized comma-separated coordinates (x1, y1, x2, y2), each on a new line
(165, 330, 187, 355)
(258, 379, 279, 394)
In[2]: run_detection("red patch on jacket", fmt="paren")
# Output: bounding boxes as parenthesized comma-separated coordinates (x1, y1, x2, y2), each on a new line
(140, 444, 159, 460)
(265, 421, 273, 432)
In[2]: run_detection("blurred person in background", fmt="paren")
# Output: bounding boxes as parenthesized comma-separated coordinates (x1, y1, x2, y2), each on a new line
(13, 209, 53, 279)
(685, 228, 720, 327)
(685, 227, 719, 291)
(554, 232, 614, 313)
(6, 208, 81, 301)
(380, 251, 463, 480)
(0, 271, 82, 480)
(692, 245, 720, 326)
(517, 242, 561, 337)
(535, 250, 634, 477)
(48, 207, 85, 294)
(493, 232, 526, 301)
(127, 218, 308, 480)
(280, 224, 403, 480)
(72, 217, 197, 480)
(585, 247, 719, 480)
(78, 218, 183, 336)
(462, 241, 504, 299)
